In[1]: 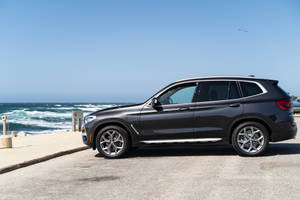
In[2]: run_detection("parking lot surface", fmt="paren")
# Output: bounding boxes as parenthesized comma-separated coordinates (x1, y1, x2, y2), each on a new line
(0, 120, 299, 200)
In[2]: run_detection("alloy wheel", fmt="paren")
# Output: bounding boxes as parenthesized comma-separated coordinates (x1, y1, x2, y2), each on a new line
(100, 129, 124, 156)
(237, 126, 265, 154)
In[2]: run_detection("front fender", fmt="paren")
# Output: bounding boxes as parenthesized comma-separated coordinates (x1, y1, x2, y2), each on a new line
(91, 118, 138, 149)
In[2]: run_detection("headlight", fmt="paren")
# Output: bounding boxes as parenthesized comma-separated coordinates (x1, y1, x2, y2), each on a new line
(84, 115, 96, 124)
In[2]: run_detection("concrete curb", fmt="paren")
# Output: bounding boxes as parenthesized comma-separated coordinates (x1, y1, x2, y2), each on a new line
(0, 146, 90, 175)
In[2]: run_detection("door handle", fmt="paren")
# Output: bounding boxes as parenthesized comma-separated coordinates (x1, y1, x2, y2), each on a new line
(178, 107, 190, 111)
(229, 103, 240, 108)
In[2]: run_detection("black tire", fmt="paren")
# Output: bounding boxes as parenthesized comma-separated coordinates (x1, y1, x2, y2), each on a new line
(232, 121, 269, 156)
(96, 125, 130, 159)
(130, 146, 139, 151)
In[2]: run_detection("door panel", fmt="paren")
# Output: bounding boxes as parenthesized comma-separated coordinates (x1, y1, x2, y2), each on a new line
(193, 81, 243, 139)
(138, 82, 197, 141)
(139, 104, 195, 140)
(193, 100, 243, 139)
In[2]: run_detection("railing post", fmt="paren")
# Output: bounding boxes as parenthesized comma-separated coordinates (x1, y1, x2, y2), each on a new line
(78, 118, 82, 132)
(72, 111, 83, 132)
(0, 116, 12, 149)
(72, 113, 76, 132)
(2, 116, 7, 136)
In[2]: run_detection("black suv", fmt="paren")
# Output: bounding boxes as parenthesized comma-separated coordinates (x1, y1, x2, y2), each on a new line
(82, 76, 297, 158)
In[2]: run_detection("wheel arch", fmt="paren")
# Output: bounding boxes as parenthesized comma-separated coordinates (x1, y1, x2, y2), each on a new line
(228, 116, 272, 144)
(92, 120, 135, 150)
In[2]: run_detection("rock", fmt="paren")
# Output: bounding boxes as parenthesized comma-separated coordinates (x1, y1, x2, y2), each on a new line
(17, 132, 27, 137)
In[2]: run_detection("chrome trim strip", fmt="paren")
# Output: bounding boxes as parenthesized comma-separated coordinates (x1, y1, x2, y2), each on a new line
(141, 138, 222, 144)
(131, 124, 140, 135)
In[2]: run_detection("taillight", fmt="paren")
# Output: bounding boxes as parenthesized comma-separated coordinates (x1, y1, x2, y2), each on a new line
(276, 99, 293, 110)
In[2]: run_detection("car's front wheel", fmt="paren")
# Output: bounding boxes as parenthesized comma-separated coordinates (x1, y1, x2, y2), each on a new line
(96, 125, 130, 159)
(232, 121, 269, 156)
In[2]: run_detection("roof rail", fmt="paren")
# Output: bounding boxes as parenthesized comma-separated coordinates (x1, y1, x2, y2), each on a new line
(174, 76, 276, 83)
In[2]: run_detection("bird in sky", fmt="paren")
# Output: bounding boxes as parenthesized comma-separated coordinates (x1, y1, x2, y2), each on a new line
(238, 28, 249, 32)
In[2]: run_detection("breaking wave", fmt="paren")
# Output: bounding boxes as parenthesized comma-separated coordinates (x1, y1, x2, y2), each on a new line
(0, 103, 127, 135)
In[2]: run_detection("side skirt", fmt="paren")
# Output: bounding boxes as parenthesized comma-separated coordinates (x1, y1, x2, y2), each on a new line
(140, 138, 223, 144)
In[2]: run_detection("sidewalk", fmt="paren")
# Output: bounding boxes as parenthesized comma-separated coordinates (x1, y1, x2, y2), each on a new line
(0, 131, 89, 174)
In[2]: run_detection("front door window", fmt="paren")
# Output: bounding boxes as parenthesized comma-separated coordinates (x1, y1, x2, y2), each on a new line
(157, 83, 197, 105)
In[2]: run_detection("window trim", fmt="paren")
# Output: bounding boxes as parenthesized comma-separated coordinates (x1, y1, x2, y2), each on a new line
(238, 80, 267, 98)
(146, 79, 268, 107)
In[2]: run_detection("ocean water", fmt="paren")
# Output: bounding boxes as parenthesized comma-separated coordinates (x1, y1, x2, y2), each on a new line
(0, 103, 127, 135)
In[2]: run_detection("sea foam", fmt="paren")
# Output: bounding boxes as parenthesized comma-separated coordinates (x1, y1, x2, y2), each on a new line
(0, 103, 124, 135)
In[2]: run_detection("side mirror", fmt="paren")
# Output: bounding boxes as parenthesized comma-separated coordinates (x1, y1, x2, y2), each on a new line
(151, 98, 160, 107)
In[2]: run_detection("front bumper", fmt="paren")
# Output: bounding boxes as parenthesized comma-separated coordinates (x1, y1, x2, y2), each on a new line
(82, 125, 93, 147)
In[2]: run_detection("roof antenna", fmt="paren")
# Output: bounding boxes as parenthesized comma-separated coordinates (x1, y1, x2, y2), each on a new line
(248, 75, 255, 77)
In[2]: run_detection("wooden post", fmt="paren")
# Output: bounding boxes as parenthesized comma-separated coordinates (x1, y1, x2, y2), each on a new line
(78, 118, 82, 132)
(2, 116, 7, 136)
(0, 116, 12, 148)
(72, 111, 83, 132)
(72, 114, 76, 132)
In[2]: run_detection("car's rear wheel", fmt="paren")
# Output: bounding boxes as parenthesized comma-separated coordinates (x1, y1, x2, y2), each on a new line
(232, 121, 269, 156)
(96, 125, 130, 159)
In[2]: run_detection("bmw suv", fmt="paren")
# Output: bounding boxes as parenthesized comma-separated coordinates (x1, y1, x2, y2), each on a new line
(82, 76, 297, 158)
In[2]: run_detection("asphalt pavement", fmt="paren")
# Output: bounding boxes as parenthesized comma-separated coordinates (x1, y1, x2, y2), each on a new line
(1, 142, 300, 200)
(1, 119, 300, 200)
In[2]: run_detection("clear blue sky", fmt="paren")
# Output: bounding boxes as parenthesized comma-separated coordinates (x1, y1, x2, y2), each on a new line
(0, 0, 299, 103)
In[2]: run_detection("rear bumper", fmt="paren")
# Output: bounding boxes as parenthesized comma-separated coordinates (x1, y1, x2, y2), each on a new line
(270, 121, 297, 142)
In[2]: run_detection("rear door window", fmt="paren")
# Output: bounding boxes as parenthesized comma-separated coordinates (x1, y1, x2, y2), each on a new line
(196, 81, 240, 102)
(240, 82, 263, 97)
